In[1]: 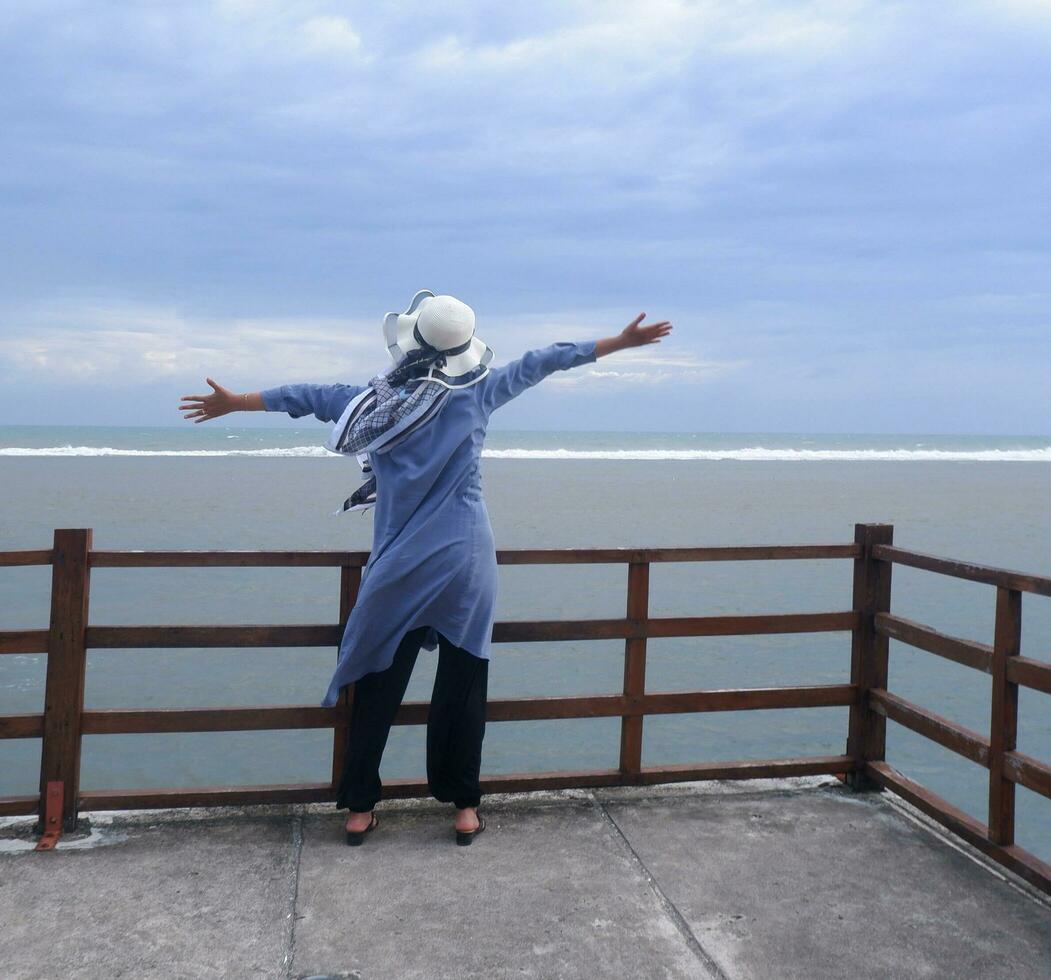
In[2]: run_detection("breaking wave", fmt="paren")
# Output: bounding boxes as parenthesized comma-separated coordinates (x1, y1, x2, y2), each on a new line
(3, 445, 1050, 461)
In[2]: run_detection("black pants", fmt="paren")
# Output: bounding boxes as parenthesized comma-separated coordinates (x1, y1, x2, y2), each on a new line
(336, 625, 489, 812)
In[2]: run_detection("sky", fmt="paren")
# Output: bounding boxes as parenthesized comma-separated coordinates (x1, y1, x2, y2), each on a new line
(1, 0, 1048, 433)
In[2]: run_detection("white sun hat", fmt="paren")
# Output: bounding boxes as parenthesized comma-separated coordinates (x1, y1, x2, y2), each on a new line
(382, 289, 494, 389)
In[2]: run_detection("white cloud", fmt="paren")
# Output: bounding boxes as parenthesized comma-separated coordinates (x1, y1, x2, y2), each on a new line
(0, 299, 732, 391)
(547, 350, 745, 387)
(299, 15, 364, 56)
(0, 303, 382, 385)
(986, 0, 1051, 24)
(416, 1, 865, 76)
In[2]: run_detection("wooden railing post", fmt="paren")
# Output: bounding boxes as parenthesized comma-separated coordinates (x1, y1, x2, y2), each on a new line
(846, 523, 893, 791)
(39, 528, 92, 831)
(618, 560, 650, 784)
(331, 563, 362, 789)
(988, 586, 1021, 845)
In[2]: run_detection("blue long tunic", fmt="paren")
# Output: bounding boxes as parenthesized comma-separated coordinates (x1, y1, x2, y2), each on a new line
(261, 340, 598, 707)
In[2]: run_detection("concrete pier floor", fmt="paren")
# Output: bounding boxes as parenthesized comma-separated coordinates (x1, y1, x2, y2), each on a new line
(2, 776, 1049, 979)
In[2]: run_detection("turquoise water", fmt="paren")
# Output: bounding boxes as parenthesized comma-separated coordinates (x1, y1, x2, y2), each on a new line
(1, 425, 1049, 861)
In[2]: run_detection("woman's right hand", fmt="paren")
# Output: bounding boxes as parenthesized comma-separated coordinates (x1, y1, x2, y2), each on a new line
(179, 378, 242, 423)
(617, 312, 673, 349)
(594, 313, 673, 359)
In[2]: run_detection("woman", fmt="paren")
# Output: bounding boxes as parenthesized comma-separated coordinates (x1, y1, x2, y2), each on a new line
(179, 292, 672, 846)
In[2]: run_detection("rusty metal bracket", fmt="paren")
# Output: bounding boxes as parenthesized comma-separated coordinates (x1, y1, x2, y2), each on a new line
(35, 781, 64, 851)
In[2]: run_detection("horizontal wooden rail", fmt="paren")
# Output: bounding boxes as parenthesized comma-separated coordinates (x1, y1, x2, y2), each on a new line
(5, 543, 859, 571)
(0, 714, 44, 739)
(865, 761, 1051, 895)
(635, 755, 853, 783)
(872, 544, 1051, 598)
(86, 624, 343, 648)
(82, 706, 338, 734)
(81, 782, 335, 809)
(0, 795, 40, 817)
(0, 629, 49, 655)
(77, 755, 856, 812)
(874, 613, 992, 674)
(90, 551, 367, 568)
(0, 549, 52, 567)
(615, 612, 858, 638)
(85, 544, 860, 568)
(79, 685, 858, 735)
(631, 684, 856, 715)
(83, 612, 858, 650)
(1004, 750, 1051, 801)
(869, 689, 990, 767)
(1006, 656, 1051, 696)
(493, 545, 861, 564)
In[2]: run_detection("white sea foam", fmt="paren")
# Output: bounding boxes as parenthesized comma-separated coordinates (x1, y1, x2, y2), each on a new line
(483, 447, 1051, 462)
(0, 445, 335, 457)
(2, 445, 1050, 461)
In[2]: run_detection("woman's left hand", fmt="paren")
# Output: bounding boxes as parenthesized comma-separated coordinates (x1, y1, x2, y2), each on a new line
(618, 313, 673, 349)
(179, 378, 242, 423)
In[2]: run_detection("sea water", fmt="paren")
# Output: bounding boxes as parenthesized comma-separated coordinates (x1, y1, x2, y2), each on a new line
(2, 426, 1049, 860)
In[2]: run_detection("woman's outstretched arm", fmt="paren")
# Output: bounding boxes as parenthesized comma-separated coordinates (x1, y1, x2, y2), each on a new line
(480, 313, 673, 416)
(179, 379, 365, 424)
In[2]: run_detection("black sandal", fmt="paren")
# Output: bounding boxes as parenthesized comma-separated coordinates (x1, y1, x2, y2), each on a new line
(456, 814, 486, 846)
(345, 812, 378, 846)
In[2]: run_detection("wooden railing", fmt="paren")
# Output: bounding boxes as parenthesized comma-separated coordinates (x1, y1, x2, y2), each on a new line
(853, 529, 1051, 895)
(1, 524, 1049, 893)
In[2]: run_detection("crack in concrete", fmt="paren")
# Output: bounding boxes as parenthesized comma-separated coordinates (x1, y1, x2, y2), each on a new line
(593, 794, 729, 980)
(283, 808, 305, 980)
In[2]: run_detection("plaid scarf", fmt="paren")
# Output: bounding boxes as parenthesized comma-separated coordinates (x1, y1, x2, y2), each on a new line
(325, 348, 456, 515)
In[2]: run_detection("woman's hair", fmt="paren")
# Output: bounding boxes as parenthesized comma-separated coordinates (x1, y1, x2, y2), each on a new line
(385, 344, 447, 389)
